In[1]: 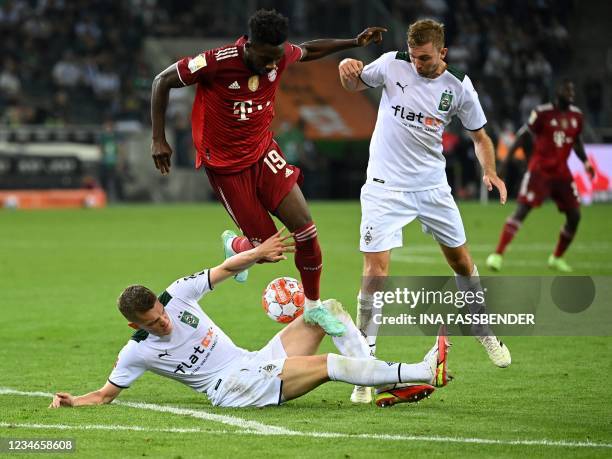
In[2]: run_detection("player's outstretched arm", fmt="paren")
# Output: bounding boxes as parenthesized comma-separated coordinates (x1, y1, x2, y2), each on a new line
(150, 65, 185, 176)
(572, 136, 595, 179)
(209, 228, 296, 287)
(499, 124, 531, 178)
(338, 58, 368, 92)
(468, 128, 507, 204)
(49, 382, 122, 408)
(298, 27, 386, 62)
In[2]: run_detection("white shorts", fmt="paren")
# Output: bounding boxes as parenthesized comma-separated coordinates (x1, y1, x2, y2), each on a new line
(360, 183, 467, 252)
(208, 332, 287, 408)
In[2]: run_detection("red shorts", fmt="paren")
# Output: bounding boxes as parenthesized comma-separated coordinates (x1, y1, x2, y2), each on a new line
(205, 140, 303, 244)
(517, 170, 580, 211)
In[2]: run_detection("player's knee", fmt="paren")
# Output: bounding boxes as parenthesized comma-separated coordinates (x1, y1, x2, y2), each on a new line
(363, 255, 389, 277)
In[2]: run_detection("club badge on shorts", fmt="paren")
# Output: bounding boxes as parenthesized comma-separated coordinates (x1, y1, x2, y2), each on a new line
(438, 90, 453, 112)
(248, 75, 259, 92)
(364, 226, 373, 245)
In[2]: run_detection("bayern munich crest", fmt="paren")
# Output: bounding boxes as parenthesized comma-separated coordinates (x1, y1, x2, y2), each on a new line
(268, 68, 277, 82)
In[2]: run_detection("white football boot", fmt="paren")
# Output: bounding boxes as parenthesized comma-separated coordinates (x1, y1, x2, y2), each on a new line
(476, 335, 511, 368)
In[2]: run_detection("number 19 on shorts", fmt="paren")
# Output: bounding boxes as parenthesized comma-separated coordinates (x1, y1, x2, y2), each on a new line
(263, 150, 286, 174)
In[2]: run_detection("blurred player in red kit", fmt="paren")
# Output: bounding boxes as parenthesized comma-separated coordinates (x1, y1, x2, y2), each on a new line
(150, 9, 386, 335)
(487, 80, 594, 272)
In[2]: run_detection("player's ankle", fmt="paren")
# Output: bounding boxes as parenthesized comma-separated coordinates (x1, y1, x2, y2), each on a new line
(304, 298, 322, 310)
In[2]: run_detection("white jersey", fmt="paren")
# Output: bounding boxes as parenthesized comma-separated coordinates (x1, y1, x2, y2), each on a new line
(360, 51, 487, 191)
(108, 269, 248, 399)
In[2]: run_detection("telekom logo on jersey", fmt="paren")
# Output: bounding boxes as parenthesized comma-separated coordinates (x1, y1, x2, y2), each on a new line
(233, 100, 272, 121)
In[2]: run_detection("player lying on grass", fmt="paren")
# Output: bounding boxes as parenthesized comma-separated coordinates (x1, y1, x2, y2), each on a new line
(49, 229, 450, 409)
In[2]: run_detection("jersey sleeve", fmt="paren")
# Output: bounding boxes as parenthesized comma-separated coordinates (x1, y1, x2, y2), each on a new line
(360, 52, 394, 88)
(167, 269, 213, 302)
(284, 42, 303, 66)
(107, 341, 147, 389)
(527, 108, 544, 134)
(457, 76, 487, 131)
(175, 49, 217, 86)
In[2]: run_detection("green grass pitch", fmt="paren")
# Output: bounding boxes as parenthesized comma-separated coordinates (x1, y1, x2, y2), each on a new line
(1, 201, 611, 458)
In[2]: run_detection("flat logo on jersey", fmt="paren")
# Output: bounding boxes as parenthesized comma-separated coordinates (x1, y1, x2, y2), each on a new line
(284, 168, 294, 178)
(396, 81, 408, 93)
(188, 54, 207, 73)
(391, 106, 443, 132)
(268, 68, 277, 82)
(438, 90, 453, 112)
(178, 311, 199, 328)
(248, 75, 259, 92)
(201, 327, 215, 348)
(228, 81, 240, 90)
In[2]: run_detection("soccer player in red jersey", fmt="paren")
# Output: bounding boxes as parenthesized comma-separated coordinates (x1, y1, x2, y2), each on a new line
(487, 80, 594, 272)
(150, 9, 386, 335)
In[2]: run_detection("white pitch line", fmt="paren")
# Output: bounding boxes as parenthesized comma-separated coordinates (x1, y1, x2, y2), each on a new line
(394, 242, 612, 253)
(0, 422, 217, 434)
(118, 401, 294, 435)
(392, 254, 612, 269)
(0, 388, 293, 435)
(1, 421, 612, 450)
(2, 387, 612, 449)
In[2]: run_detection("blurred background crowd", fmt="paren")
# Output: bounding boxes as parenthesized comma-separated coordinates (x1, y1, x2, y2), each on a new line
(0, 0, 610, 202)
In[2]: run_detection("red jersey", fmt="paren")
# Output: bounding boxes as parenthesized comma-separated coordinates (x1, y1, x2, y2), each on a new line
(176, 36, 303, 173)
(527, 103, 583, 178)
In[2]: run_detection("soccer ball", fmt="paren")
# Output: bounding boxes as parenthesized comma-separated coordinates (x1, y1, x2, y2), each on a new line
(262, 277, 305, 323)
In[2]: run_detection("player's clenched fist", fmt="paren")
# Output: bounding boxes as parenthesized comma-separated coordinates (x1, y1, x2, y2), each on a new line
(339, 58, 364, 91)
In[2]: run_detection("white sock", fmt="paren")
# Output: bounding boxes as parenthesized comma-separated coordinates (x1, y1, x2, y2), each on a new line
(327, 354, 432, 386)
(324, 300, 372, 359)
(304, 298, 321, 311)
(357, 290, 379, 356)
(454, 264, 492, 335)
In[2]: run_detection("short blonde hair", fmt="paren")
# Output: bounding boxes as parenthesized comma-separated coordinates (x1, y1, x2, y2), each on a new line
(408, 19, 445, 50)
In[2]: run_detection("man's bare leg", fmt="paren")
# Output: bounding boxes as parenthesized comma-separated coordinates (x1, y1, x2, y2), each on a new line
(352, 250, 391, 403)
(440, 243, 511, 368)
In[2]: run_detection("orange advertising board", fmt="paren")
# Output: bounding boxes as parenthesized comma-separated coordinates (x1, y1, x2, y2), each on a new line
(272, 59, 377, 140)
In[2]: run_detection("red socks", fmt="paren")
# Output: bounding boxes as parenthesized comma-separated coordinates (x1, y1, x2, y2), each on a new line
(495, 218, 521, 255)
(294, 222, 322, 300)
(231, 236, 254, 253)
(554, 228, 575, 257)
(230, 223, 322, 301)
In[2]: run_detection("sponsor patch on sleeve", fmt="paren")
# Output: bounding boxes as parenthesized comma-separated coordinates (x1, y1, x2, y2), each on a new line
(188, 54, 207, 73)
(528, 110, 538, 125)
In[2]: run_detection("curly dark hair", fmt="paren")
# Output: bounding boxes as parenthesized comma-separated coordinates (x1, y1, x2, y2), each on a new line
(248, 9, 289, 46)
(118, 285, 157, 322)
